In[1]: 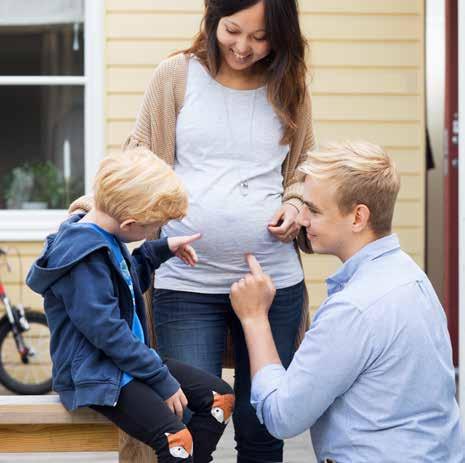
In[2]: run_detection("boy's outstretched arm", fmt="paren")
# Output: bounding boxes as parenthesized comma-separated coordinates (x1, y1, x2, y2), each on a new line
(131, 237, 174, 293)
(132, 234, 201, 293)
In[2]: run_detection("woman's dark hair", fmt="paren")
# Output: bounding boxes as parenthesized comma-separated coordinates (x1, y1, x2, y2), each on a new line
(181, 0, 309, 145)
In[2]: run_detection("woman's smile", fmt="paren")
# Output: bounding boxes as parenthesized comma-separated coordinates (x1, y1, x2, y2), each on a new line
(231, 49, 253, 64)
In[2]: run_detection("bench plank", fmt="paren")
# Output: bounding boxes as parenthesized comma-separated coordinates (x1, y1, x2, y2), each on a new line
(0, 395, 108, 425)
(0, 405, 108, 425)
(0, 424, 118, 452)
(0, 395, 157, 462)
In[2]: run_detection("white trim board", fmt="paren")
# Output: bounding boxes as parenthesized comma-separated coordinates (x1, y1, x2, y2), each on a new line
(84, 0, 106, 194)
(0, 211, 68, 242)
(0, 76, 86, 86)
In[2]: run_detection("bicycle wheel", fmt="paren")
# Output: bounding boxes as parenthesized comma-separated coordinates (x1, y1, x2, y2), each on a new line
(0, 310, 52, 394)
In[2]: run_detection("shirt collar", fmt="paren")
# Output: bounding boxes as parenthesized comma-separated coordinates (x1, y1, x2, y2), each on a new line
(326, 234, 400, 296)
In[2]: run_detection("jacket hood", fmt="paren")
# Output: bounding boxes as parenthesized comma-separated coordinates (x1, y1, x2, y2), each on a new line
(26, 214, 111, 295)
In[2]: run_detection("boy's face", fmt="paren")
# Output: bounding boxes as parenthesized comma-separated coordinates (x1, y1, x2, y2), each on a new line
(117, 220, 162, 243)
(297, 176, 355, 261)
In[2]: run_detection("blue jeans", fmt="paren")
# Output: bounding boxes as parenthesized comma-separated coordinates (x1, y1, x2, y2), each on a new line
(153, 280, 304, 463)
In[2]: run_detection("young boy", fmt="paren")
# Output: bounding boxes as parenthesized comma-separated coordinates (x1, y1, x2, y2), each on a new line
(27, 148, 234, 463)
(229, 142, 465, 462)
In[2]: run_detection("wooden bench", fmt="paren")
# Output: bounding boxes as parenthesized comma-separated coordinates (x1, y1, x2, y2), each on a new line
(0, 395, 157, 462)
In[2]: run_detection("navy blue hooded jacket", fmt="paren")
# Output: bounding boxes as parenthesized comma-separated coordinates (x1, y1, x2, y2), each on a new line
(26, 214, 180, 410)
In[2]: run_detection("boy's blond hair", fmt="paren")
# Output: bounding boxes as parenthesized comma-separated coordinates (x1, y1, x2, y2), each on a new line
(299, 141, 400, 236)
(94, 147, 188, 224)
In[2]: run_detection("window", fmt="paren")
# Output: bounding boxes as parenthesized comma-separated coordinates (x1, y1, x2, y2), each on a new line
(0, 0, 104, 240)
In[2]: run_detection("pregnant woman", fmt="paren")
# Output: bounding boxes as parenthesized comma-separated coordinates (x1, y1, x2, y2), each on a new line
(73, 1, 315, 461)
(131, 2, 313, 462)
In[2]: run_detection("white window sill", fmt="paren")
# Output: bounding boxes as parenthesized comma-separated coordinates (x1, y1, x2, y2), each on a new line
(0, 210, 69, 241)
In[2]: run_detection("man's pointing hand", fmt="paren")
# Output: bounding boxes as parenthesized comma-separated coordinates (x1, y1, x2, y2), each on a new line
(230, 254, 276, 324)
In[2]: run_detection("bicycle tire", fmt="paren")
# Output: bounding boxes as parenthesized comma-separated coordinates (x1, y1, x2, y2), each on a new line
(0, 310, 52, 394)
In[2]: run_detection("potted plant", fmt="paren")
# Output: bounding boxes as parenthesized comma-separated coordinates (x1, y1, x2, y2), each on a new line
(4, 162, 66, 209)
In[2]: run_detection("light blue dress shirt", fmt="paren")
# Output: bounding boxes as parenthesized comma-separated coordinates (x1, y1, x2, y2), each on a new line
(251, 234, 465, 462)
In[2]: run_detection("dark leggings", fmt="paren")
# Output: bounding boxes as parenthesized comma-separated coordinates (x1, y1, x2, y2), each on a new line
(91, 358, 234, 462)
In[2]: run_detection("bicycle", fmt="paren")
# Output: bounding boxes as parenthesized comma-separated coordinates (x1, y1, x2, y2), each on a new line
(0, 247, 52, 394)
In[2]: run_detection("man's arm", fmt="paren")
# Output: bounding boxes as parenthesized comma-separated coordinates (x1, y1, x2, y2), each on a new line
(240, 319, 281, 377)
(230, 255, 374, 439)
(230, 255, 281, 375)
(253, 303, 373, 438)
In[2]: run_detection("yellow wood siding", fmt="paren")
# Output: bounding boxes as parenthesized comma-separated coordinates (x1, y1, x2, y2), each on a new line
(301, 0, 425, 312)
(0, 243, 45, 312)
(4, 1, 425, 319)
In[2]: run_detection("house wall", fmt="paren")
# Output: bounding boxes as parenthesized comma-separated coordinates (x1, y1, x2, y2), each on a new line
(1, 0, 425, 317)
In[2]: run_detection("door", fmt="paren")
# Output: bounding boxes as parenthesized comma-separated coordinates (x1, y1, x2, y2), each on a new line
(444, 0, 459, 366)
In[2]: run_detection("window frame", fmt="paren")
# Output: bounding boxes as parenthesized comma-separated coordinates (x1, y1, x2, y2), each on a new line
(0, 0, 104, 241)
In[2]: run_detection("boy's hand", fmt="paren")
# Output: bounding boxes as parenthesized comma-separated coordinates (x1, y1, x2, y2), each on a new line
(167, 233, 201, 267)
(165, 387, 188, 419)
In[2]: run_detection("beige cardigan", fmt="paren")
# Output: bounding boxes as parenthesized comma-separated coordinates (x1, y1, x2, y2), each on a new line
(71, 53, 315, 366)
(124, 53, 315, 211)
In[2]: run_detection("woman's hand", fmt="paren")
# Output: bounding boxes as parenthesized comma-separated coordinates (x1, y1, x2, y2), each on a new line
(267, 204, 301, 243)
(165, 387, 188, 419)
(167, 233, 202, 267)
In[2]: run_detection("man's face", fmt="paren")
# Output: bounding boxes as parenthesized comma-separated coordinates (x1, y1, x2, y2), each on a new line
(297, 176, 355, 260)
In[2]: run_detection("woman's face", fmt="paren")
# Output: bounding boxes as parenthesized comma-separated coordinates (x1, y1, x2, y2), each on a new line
(216, 1, 271, 72)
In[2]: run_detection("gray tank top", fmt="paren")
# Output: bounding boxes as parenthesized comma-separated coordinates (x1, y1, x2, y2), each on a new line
(155, 58, 303, 293)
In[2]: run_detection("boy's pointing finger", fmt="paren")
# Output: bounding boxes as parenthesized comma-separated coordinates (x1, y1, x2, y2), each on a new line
(181, 233, 202, 245)
(168, 234, 202, 253)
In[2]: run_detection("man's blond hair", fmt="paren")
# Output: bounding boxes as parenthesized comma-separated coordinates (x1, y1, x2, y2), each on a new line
(94, 147, 188, 224)
(299, 141, 400, 236)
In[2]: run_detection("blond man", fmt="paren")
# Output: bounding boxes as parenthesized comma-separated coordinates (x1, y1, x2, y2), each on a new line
(230, 142, 464, 462)
(27, 148, 234, 463)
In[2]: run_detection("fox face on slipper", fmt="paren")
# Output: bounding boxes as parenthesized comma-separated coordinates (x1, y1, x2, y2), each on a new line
(165, 428, 193, 459)
(211, 390, 235, 424)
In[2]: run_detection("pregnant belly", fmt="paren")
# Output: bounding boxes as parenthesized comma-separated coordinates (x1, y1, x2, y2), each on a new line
(162, 204, 280, 267)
